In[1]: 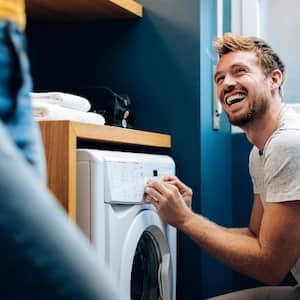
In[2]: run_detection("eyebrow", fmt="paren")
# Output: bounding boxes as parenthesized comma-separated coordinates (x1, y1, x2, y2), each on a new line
(214, 63, 249, 82)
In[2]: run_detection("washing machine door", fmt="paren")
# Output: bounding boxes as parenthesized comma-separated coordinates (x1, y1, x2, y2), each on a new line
(119, 210, 174, 300)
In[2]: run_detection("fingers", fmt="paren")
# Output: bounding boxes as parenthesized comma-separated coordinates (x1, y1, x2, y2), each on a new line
(162, 175, 178, 184)
(147, 179, 171, 195)
(144, 179, 192, 228)
(163, 176, 190, 192)
(145, 180, 182, 206)
(163, 175, 182, 186)
(145, 192, 160, 210)
(144, 184, 163, 211)
(144, 185, 161, 203)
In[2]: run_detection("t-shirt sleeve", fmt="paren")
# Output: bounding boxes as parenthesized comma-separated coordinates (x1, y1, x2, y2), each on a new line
(264, 130, 300, 202)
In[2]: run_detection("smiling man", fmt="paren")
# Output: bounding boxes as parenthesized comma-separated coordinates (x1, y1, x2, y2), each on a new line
(145, 33, 300, 299)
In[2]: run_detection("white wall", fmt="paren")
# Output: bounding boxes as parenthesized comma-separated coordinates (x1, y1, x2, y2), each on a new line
(231, 0, 260, 133)
(231, 0, 259, 36)
(259, 0, 300, 103)
(230, 0, 300, 134)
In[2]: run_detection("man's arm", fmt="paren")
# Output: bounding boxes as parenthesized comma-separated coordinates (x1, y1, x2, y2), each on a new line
(145, 181, 300, 284)
(228, 194, 263, 237)
(182, 200, 300, 284)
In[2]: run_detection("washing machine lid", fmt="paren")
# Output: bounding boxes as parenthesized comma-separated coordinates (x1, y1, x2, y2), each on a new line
(104, 156, 174, 205)
(78, 149, 175, 204)
(104, 158, 145, 204)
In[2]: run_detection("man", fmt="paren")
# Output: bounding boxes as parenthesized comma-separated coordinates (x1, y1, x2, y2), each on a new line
(145, 32, 300, 299)
(0, 1, 126, 299)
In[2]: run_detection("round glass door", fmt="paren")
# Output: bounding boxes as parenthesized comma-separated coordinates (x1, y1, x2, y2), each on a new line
(119, 210, 174, 300)
(131, 231, 161, 299)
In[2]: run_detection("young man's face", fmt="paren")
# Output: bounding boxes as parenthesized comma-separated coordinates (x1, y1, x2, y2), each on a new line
(214, 50, 271, 127)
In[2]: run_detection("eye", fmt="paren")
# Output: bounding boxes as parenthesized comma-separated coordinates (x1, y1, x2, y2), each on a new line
(234, 67, 247, 74)
(215, 75, 225, 85)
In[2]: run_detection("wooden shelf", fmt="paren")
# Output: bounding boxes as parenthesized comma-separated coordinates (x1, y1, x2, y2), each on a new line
(26, 0, 143, 21)
(39, 121, 171, 221)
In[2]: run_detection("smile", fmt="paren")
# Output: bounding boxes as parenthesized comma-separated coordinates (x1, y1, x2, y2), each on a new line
(225, 93, 246, 106)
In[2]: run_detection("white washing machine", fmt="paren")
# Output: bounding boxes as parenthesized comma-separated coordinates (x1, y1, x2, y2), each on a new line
(76, 149, 176, 300)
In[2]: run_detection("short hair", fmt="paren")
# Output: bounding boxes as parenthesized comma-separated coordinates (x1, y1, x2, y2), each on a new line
(214, 32, 285, 92)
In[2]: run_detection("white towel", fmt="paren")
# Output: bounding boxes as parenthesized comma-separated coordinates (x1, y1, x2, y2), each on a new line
(33, 102, 105, 126)
(31, 92, 91, 112)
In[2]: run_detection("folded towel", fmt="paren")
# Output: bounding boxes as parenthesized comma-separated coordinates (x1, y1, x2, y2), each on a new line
(33, 102, 105, 126)
(31, 92, 91, 112)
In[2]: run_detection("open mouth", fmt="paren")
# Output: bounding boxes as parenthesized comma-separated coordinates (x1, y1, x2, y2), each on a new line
(225, 93, 246, 106)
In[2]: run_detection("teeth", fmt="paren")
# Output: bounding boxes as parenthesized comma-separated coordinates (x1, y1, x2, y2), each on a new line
(226, 94, 245, 105)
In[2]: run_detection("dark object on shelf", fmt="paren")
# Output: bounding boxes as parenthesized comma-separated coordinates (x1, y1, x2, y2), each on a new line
(73, 86, 133, 128)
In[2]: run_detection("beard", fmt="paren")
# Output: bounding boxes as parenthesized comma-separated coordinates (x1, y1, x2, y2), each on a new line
(226, 98, 269, 127)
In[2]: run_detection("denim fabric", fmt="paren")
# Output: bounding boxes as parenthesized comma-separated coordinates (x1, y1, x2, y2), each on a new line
(0, 126, 126, 299)
(0, 21, 127, 300)
(208, 285, 300, 300)
(0, 21, 45, 181)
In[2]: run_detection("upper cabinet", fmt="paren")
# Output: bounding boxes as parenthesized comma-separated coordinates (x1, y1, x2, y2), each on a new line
(26, 0, 143, 21)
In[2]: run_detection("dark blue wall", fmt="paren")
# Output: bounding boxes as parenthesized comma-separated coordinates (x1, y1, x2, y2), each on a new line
(26, 1, 233, 298)
(200, 0, 233, 298)
(231, 133, 260, 290)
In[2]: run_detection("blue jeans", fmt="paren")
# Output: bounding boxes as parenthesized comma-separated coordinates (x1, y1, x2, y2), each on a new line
(208, 285, 300, 300)
(0, 21, 45, 181)
(0, 21, 126, 300)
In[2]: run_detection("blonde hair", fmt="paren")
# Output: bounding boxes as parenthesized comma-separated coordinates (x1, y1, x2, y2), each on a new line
(214, 32, 285, 92)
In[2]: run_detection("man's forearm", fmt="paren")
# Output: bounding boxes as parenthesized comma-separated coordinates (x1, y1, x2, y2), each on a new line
(179, 212, 281, 284)
(227, 227, 257, 237)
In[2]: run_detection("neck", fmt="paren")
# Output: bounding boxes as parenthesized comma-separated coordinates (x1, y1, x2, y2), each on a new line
(241, 101, 283, 151)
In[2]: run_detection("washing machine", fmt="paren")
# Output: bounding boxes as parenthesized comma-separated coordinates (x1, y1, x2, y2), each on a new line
(76, 149, 176, 300)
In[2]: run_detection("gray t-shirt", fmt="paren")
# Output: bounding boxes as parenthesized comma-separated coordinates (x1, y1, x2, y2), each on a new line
(249, 104, 300, 283)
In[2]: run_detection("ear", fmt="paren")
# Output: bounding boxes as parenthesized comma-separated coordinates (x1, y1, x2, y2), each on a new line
(270, 69, 283, 92)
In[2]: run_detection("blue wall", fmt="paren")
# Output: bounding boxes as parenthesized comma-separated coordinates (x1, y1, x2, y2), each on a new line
(231, 133, 260, 290)
(27, 0, 233, 298)
(200, 0, 233, 298)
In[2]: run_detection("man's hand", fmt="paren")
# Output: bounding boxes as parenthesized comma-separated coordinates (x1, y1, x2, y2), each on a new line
(162, 176, 193, 208)
(144, 179, 193, 229)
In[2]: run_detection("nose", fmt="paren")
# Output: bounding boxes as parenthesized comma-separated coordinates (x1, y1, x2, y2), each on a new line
(223, 74, 236, 90)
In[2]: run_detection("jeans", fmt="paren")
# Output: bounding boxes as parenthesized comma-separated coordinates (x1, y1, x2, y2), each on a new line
(208, 285, 300, 300)
(0, 21, 126, 300)
(0, 21, 45, 181)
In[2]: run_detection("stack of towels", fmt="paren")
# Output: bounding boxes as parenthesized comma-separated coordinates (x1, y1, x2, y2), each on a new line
(31, 92, 105, 126)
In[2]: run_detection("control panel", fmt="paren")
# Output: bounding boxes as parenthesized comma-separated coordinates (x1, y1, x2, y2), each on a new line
(104, 158, 172, 204)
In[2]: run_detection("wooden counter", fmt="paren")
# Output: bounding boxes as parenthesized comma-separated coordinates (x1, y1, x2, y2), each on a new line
(26, 0, 143, 20)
